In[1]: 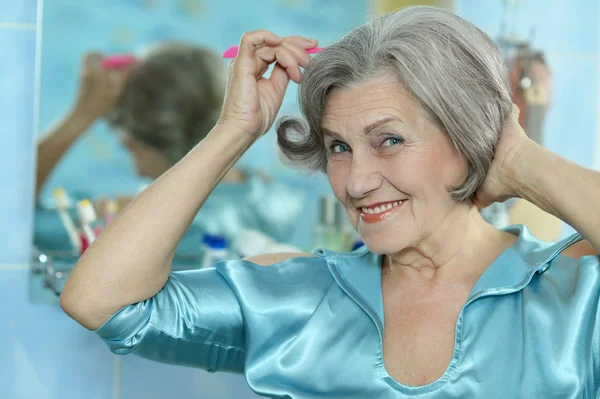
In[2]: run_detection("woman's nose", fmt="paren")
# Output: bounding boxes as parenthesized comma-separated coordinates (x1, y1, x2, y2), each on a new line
(345, 157, 383, 199)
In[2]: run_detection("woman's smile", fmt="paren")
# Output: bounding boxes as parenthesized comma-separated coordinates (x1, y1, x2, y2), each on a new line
(359, 199, 408, 224)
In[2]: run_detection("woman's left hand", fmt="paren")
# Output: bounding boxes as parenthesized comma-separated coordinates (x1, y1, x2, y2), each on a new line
(473, 104, 534, 208)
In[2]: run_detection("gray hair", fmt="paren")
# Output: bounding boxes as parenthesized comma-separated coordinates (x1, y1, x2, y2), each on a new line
(277, 6, 512, 202)
(107, 42, 227, 164)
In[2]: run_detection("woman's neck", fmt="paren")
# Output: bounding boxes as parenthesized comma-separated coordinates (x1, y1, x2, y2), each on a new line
(384, 206, 517, 284)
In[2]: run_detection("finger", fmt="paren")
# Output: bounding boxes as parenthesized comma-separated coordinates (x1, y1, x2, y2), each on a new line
(238, 30, 283, 59)
(267, 63, 291, 98)
(281, 40, 312, 69)
(108, 70, 123, 91)
(255, 44, 300, 82)
(255, 45, 276, 63)
(84, 52, 103, 71)
(253, 46, 277, 77)
(256, 63, 270, 79)
(273, 46, 302, 83)
(107, 69, 130, 100)
(284, 36, 319, 50)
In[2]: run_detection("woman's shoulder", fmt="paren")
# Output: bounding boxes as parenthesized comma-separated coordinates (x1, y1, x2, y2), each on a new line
(242, 245, 372, 267)
(507, 225, 597, 266)
(212, 247, 372, 292)
(559, 239, 597, 259)
(244, 252, 315, 266)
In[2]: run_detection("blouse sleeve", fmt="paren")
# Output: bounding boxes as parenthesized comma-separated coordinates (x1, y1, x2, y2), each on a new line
(580, 254, 600, 395)
(590, 273, 600, 394)
(94, 267, 245, 374)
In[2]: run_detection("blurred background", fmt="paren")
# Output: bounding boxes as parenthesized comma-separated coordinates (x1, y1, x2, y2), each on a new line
(1, 0, 599, 397)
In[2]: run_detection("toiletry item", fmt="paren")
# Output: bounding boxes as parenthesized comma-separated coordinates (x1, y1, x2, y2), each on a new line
(313, 195, 338, 250)
(352, 239, 365, 251)
(103, 199, 119, 225)
(52, 188, 82, 253)
(102, 54, 137, 69)
(334, 201, 349, 251)
(76, 199, 100, 245)
(222, 45, 325, 58)
(79, 232, 90, 255)
(201, 234, 228, 268)
(231, 229, 301, 258)
(335, 201, 360, 252)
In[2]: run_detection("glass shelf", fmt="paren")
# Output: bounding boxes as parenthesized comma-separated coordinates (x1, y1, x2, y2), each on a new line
(29, 247, 207, 303)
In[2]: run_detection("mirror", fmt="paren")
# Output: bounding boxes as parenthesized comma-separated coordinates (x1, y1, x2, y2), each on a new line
(31, 0, 370, 302)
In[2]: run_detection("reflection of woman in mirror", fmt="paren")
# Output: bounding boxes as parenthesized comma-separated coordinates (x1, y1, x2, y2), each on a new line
(36, 51, 129, 198)
(61, 8, 599, 397)
(36, 42, 304, 243)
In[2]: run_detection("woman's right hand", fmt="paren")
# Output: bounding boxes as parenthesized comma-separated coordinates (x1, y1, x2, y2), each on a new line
(70, 52, 131, 125)
(218, 30, 318, 139)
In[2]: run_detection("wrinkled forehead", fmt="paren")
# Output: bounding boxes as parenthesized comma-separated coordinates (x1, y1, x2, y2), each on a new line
(320, 75, 421, 132)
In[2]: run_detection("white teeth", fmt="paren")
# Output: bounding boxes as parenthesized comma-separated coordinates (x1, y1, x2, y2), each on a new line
(361, 200, 408, 215)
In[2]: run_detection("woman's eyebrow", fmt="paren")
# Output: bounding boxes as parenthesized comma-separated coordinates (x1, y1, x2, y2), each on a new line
(322, 127, 343, 140)
(322, 116, 404, 139)
(363, 117, 402, 134)
(322, 116, 403, 138)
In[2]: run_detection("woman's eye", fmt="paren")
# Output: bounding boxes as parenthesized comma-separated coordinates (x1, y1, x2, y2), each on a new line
(330, 143, 349, 153)
(382, 137, 404, 147)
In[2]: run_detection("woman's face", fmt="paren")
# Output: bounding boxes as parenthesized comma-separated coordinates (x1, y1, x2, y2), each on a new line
(323, 74, 468, 254)
(120, 134, 171, 179)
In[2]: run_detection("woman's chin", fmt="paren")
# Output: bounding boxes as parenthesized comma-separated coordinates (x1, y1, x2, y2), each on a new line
(361, 233, 411, 255)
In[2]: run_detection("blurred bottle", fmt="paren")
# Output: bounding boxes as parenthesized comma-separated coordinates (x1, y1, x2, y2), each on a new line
(352, 239, 365, 251)
(103, 199, 119, 225)
(201, 234, 228, 268)
(313, 195, 357, 252)
(231, 229, 301, 258)
(313, 195, 337, 250)
(334, 200, 357, 252)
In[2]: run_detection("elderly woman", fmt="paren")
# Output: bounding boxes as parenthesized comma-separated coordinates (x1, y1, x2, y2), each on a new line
(61, 7, 599, 398)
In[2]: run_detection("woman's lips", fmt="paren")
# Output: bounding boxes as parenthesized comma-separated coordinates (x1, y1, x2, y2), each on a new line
(360, 200, 407, 224)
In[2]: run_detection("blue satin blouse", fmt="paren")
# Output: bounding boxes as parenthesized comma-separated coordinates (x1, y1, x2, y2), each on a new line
(96, 225, 600, 398)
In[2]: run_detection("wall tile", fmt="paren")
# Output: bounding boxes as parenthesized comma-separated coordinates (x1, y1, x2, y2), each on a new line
(0, 269, 114, 399)
(541, 54, 598, 168)
(0, 28, 36, 263)
(0, 0, 37, 25)
(119, 355, 261, 399)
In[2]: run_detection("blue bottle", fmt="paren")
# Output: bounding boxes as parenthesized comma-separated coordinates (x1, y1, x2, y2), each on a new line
(201, 234, 228, 269)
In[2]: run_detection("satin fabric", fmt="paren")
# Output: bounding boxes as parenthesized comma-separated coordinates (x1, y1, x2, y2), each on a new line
(96, 225, 600, 398)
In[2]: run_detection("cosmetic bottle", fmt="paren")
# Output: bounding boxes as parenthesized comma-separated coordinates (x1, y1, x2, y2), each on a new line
(313, 195, 337, 250)
(201, 234, 228, 269)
